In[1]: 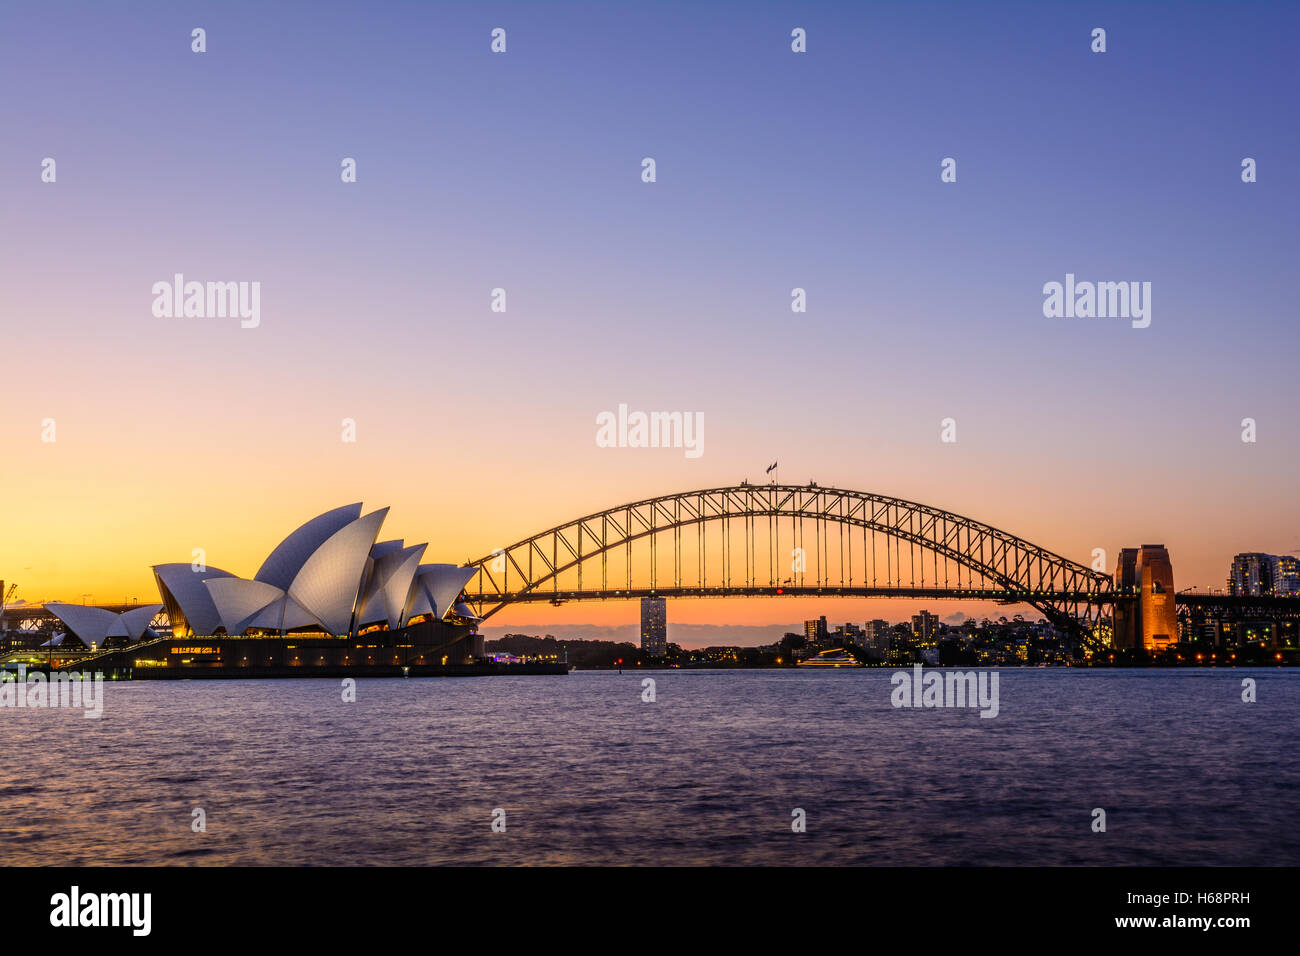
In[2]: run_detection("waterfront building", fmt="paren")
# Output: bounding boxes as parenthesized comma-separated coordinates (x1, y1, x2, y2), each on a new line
(911, 610, 938, 641)
(1273, 555, 1300, 597)
(43, 602, 163, 649)
(640, 597, 667, 657)
(1228, 553, 1276, 596)
(804, 616, 828, 644)
(148, 503, 478, 641)
(12, 504, 571, 676)
(864, 619, 890, 655)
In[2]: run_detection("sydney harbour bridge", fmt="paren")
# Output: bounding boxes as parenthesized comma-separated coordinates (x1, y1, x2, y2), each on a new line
(460, 484, 1121, 640)
(7, 483, 1296, 656)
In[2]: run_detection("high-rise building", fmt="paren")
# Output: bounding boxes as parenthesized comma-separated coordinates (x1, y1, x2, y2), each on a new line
(640, 597, 667, 657)
(1274, 555, 1300, 597)
(804, 616, 828, 644)
(1228, 553, 1275, 596)
(911, 610, 938, 641)
(864, 619, 890, 656)
(837, 622, 865, 647)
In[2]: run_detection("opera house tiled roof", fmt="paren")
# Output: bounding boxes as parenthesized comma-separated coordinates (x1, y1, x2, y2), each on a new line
(145, 504, 477, 638)
(41, 602, 164, 648)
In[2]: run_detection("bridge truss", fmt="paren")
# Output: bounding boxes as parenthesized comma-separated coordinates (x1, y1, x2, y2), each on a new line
(463, 484, 1114, 636)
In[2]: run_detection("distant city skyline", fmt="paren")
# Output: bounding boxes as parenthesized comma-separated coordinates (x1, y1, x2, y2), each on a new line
(479, 603, 1117, 651)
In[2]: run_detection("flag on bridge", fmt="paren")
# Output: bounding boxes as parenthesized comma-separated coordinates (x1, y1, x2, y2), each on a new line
(766, 462, 778, 474)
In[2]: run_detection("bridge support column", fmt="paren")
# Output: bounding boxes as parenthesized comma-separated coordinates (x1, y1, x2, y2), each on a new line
(1114, 545, 1177, 653)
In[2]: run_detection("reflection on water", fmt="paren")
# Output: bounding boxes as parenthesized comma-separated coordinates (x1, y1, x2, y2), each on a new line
(1, 669, 1296, 865)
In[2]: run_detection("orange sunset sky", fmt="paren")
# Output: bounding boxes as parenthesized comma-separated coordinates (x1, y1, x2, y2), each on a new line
(3, 1, 1296, 644)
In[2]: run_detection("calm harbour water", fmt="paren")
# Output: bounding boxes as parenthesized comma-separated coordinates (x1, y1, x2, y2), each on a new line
(2, 669, 1296, 866)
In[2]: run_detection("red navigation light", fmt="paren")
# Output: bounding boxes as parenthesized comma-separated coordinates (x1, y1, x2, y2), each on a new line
(776, 587, 783, 594)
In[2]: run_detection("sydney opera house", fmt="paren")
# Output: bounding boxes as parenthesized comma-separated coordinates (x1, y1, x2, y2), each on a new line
(37, 503, 492, 677)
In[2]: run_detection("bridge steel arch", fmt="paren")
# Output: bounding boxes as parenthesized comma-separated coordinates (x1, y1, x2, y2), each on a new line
(463, 485, 1114, 637)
